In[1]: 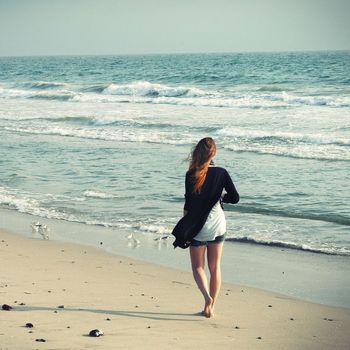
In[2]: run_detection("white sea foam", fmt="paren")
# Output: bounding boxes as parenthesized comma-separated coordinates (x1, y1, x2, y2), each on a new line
(20, 81, 68, 89)
(0, 187, 80, 221)
(3, 125, 194, 145)
(1, 82, 350, 108)
(83, 190, 116, 199)
(217, 127, 350, 146)
(222, 142, 350, 161)
(102, 81, 208, 98)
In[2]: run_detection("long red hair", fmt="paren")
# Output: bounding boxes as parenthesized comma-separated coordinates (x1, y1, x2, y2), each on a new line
(188, 137, 216, 193)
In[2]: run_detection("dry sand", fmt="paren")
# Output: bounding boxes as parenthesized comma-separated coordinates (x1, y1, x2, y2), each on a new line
(0, 229, 349, 350)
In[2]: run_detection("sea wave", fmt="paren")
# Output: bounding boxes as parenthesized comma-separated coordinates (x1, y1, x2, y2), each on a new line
(102, 81, 208, 98)
(2, 123, 349, 161)
(18, 81, 68, 90)
(2, 125, 193, 145)
(225, 236, 350, 256)
(222, 143, 350, 161)
(226, 205, 350, 226)
(83, 190, 117, 199)
(1, 81, 350, 108)
(217, 128, 350, 147)
(0, 86, 74, 101)
(1, 186, 348, 256)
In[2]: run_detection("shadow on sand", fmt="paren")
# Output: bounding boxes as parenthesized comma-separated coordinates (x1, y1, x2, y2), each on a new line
(14, 305, 202, 322)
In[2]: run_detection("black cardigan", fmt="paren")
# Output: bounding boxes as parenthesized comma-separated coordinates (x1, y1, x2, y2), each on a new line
(172, 166, 239, 249)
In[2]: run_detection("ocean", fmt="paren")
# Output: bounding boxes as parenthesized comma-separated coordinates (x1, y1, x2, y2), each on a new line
(0, 51, 349, 257)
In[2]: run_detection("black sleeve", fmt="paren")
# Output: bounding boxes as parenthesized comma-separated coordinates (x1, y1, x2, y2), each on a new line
(222, 169, 239, 204)
(184, 172, 191, 211)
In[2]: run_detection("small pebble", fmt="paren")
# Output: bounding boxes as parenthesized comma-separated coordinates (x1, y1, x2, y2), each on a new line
(89, 329, 104, 337)
(54, 310, 58, 313)
(67, 326, 70, 328)
(57, 305, 64, 309)
(268, 305, 272, 307)
(35, 338, 46, 342)
(106, 318, 111, 321)
(234, 326, 240, 329)
(100, 242, 103, 245)
(2, 304, 12, 311)
(19, 302, 26, 306)
(147, 326, 151, 329)
(290, 318, 294, 321)
(28, 330, 33, 333)
(256, 336, 262, 340)
(25, 323, 34, 328)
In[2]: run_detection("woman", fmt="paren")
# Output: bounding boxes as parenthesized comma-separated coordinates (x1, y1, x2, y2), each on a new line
(172, 137, 239, 318)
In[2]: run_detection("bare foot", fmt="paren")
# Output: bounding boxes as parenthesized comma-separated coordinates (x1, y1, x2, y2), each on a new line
(203, 296, 213, 318)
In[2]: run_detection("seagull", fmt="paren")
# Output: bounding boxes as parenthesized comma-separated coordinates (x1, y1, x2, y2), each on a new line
(31, 222, 50, 240)
(126, 233, 140, 246)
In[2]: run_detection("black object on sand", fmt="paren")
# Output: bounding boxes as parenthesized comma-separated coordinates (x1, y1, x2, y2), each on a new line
(89, 329, 104, 337)
(2, 304, 12, 311)
(25, 323, 34, 328)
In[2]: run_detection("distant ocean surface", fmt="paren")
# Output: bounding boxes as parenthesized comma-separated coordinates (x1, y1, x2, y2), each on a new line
(0, 52, 349, 256)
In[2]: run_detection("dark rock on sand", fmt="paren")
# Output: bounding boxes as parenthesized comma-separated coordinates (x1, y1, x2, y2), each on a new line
(2, 304, 12, 311)
(89, 329, 104, 337)
(25, 323, 34, 328)
(256, 336, 262, 340)
(35, 338, 46, 342)
(234, 326, 240, 329)
(57, 305, 64, 309)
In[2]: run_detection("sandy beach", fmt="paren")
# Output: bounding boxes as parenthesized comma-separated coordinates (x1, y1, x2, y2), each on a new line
(1, 229, 349, 350)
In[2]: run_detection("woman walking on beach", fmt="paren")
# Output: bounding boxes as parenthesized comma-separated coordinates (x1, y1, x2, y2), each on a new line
(172, 137, 239, 317)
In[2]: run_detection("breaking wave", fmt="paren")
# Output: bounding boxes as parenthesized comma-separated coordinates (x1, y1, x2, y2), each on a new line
(225, 236, 350, 256)
(1, 80, 350, 108)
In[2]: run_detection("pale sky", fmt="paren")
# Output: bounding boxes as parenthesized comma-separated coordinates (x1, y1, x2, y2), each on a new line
(0, 0, 349, 56)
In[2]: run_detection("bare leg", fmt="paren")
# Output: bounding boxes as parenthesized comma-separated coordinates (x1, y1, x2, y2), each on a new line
(189, 245, 213, 317)
(207, 241, 224, 315)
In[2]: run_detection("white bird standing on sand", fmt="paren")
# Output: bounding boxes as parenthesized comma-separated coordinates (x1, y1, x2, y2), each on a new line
(126, 232, 140, 246)
(31, 222, 50, 240)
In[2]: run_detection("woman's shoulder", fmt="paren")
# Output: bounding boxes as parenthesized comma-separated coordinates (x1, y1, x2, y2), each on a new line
(209, 166, 227, 173)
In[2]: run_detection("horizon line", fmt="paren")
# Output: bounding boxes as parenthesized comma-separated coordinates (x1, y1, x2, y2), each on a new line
(0, 48, 349, 59)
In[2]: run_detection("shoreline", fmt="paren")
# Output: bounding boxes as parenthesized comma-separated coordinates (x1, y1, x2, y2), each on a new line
(1, 228, 350, 349)
(1, 208, 350, 309)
